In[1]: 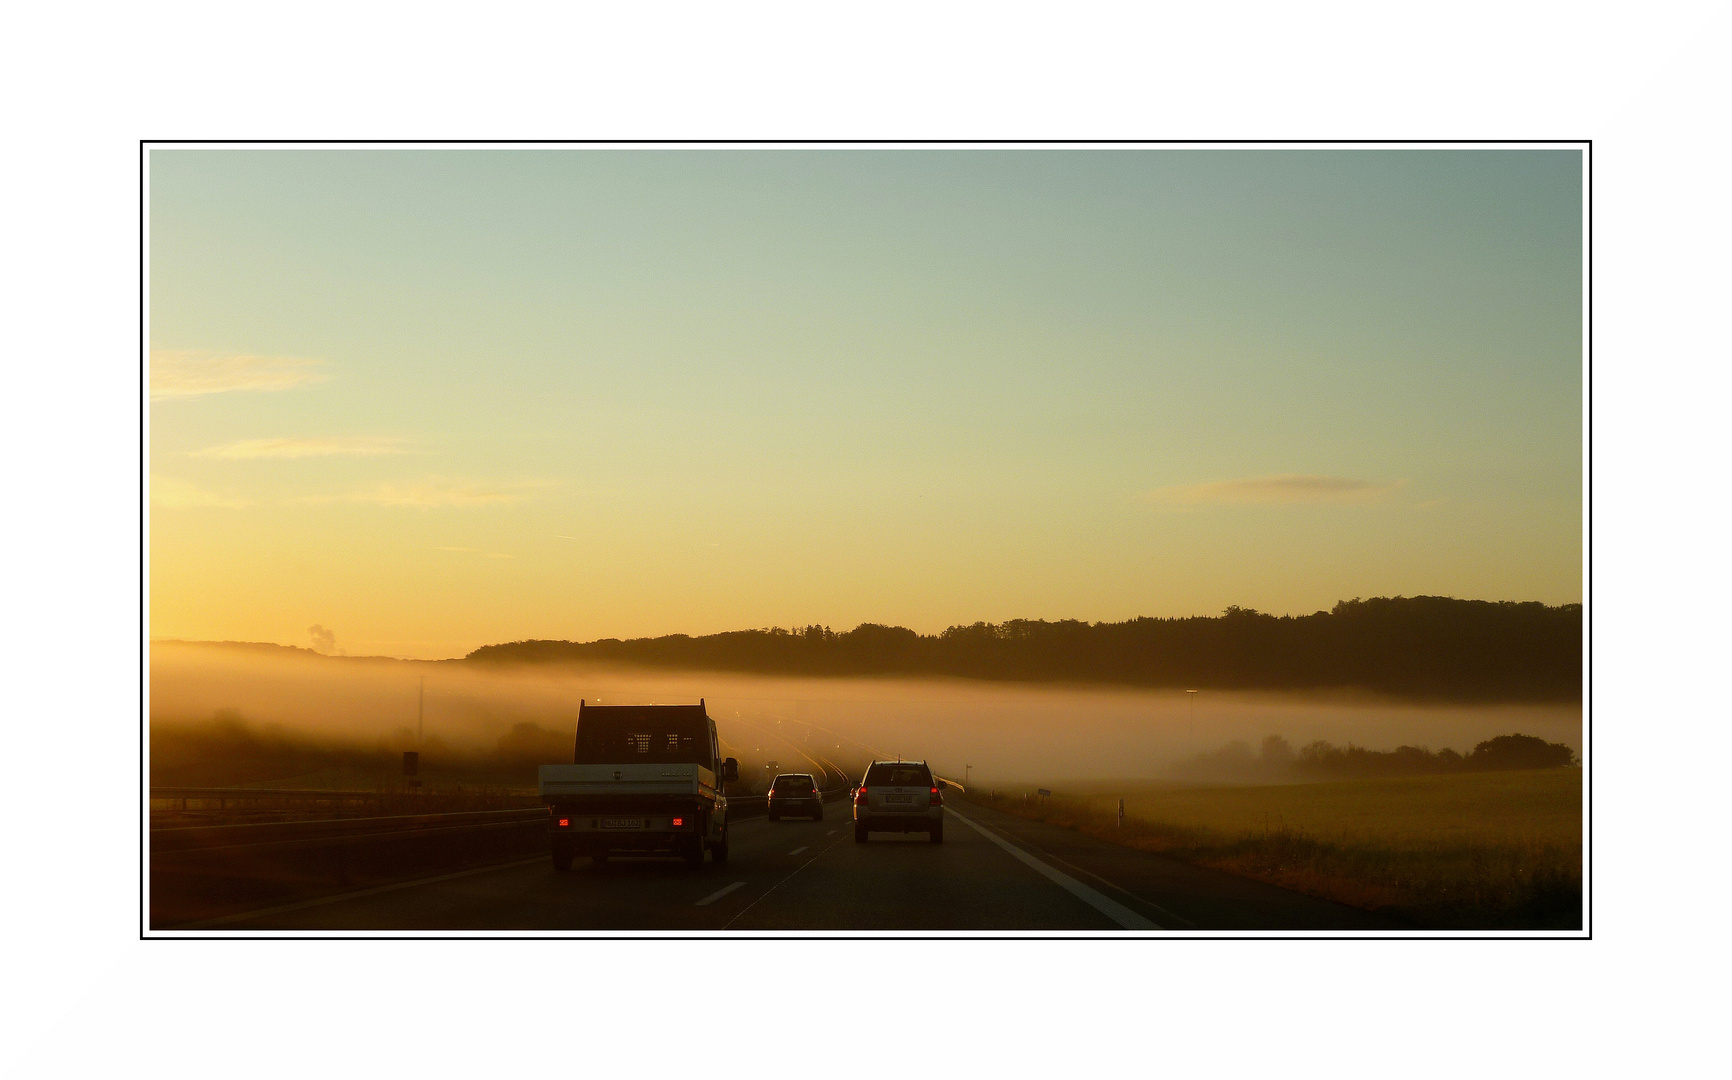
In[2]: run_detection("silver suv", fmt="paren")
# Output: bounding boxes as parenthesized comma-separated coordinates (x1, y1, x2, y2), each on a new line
(853, 760, 943, 843)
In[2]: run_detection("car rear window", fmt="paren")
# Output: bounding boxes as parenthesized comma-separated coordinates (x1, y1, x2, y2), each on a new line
(865, 764, 931, 787)
(774, 775, 815, 790)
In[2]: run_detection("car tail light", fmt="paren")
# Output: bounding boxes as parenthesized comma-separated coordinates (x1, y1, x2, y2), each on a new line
(854, 787, 867, 805)
(930, 786, 943, 806)
(672, 817, 684, 827)
(557, 817, 570, 828)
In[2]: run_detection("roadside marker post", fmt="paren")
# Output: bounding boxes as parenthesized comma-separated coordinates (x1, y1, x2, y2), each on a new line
(1118, 798, 1125, 827)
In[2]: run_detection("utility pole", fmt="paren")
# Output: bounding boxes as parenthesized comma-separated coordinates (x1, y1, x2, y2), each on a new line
(965, 764, 972, 788)
(418, 676, 426, 746)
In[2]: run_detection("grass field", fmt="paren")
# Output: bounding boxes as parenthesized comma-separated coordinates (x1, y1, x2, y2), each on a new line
(967, 769, 1582, 929)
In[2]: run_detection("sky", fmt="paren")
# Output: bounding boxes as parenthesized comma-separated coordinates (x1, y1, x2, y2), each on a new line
(148, 148, 1583, 659)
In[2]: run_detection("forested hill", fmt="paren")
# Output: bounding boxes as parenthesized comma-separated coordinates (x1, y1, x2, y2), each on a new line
(465, 596, 1582, 703)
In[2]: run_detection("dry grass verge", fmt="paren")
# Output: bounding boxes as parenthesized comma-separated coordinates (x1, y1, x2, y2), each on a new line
(968, 770, 1581, 929)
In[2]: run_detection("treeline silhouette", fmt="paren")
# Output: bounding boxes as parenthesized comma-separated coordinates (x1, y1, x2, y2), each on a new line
(467, 596, 1581, 702)
(1177, 732, 1577, 782)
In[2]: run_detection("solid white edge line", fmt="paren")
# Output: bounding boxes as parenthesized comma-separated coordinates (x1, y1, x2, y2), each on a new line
(945, 806, 1163, 930)
(696, 881, 747, 906)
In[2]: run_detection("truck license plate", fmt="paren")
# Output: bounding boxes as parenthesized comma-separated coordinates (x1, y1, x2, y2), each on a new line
(601, 818, 644, 829)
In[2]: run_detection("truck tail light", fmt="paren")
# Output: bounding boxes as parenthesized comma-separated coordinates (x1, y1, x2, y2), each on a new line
(930, 786, 943, 806)
(672, 817, 684, 827)
(854, 787, 867, 805)
(557, 817, 570, 828)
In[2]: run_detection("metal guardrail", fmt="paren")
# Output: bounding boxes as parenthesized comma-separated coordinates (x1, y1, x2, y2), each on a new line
(150, 783, 854, 927)
(150, 805, 553, 927)
(152, 807, 552, 853)
(153, 786, 395, 799)
(152, 789, 854, 857)
(150, 787, 539, 812)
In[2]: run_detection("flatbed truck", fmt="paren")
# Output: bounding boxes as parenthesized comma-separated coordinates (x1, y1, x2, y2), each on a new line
(539, 700, 738, 871)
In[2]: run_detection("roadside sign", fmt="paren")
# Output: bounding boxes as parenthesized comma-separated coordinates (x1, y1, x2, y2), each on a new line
(1037, 788, 1051, 797)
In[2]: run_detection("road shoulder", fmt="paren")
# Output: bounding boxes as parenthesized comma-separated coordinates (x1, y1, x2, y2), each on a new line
(955, 798, 1407, 931)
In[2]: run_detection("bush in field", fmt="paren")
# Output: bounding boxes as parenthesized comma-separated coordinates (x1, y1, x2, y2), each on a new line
(1289, 734, 1574, 779)
(1467, 733, 1576, 770)
(1295, 740, 1459, 778)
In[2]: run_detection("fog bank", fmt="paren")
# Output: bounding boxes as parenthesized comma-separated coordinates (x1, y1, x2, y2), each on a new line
(150, 642, 1582, 787)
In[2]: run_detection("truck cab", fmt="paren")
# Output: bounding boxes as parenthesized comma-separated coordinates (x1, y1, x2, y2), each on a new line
(540, 700, 739, 871)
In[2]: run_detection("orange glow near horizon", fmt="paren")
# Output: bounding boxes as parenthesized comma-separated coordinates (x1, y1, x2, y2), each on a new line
(150, 149, 1581, 658)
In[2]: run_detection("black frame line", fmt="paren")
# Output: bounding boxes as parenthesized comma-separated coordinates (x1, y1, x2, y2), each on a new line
(139, 138, 1592, 942)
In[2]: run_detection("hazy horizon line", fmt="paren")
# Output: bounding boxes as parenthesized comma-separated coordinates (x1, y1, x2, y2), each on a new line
(151, 592, 1584, 666)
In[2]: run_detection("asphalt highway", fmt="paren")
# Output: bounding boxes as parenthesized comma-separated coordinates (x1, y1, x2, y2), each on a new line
(196, 798, 1397, 932)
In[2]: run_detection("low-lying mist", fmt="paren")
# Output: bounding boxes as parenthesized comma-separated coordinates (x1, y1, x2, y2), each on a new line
(149, 641, 1583, 790)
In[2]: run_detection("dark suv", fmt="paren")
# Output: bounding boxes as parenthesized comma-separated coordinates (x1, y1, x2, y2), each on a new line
(768, 772, 823, 821)
(853, 760, 943, 842)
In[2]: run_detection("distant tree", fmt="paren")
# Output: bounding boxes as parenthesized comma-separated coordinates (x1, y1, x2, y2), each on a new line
(1467, 733, 1576, 771)
(1391, 745, 1440, 773)
(1173, 739, 1258, 782)
(1163, 729, 1581, 782)
(1297, 740, 1342, 772)
(1261, 734, 1295, 767)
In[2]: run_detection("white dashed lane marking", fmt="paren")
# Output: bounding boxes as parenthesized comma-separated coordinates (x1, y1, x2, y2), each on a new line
(695, 881, 746, 906)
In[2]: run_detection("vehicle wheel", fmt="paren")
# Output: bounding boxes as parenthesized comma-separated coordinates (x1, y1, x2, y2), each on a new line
(683, 837, 705, 867)
(552, 847, 573, 872)
(591, 853, 609, 865)
(711, 826, 730, 864)
(930, 823, 944, 843)
(854, 824, 868, 843)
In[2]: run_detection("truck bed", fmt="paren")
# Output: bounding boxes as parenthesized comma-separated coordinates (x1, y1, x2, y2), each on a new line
(539, 762, 719, 802)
